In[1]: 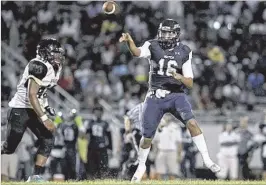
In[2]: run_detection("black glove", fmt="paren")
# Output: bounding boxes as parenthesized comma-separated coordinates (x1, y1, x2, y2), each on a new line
(45, 106, 56, 116)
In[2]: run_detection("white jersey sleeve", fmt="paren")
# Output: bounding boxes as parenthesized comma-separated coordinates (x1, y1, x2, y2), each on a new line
(138, 41, 151, 59)
(8, 58, 61, 109)
(182, 51, 193, 78)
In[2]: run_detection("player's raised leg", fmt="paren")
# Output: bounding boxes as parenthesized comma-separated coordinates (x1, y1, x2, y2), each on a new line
(187, 119, 220, 172)
(131, 95, 164, 182)
(173, 94, 220, 173)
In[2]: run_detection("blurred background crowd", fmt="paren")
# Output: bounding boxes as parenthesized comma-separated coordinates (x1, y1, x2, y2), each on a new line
(1, 0, 266, 182)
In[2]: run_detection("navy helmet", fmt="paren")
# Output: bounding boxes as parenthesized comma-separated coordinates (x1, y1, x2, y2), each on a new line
(36, 38, 65, 70)
(157, 19, 181, 50)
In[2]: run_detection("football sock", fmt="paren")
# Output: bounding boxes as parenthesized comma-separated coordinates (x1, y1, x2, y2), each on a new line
(138, 147, 151, 166)
(34, 165, 45, 175)
(192, 134, 213, 166)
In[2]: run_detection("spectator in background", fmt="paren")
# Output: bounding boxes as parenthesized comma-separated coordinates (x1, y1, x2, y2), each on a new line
(207, 46, 225, 63)
(101, 45, 115, 75)
(217, 123, 240, 180)
(222, 82, 241, 109)
(247, 69, 265, 96)
(237, 116, 258, 180)
(180, 126, 198, 178)
(9, 12, 19, 50)
(58, 66, 81, 98)
(1, 7, 19, 50)
(17, 129, 34, 181)
(49, 120, 65, 181)
(58, 110, 80, 180)
(1, 78, 12, 105)
(37, 2, 54, 27)
(1, 120, 19, 181)
(153, 115, 182, 180)
(85, 106, 113, 180)
(120, 103, 143, 180)
(256, 110, 266, 180)
(59, 11, 80, 41)
(74, 61, 93, 93)
(240, 84, 256, 111)
(93, 71, 112, 100)
(108, 74, 124, 101)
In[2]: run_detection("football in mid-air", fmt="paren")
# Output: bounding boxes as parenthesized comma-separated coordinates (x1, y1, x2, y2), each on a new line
(102, 1, 119, 15)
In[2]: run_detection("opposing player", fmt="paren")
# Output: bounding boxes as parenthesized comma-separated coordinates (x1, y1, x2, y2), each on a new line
(119, 19, 220, 182)
(1, 38, 65, 182)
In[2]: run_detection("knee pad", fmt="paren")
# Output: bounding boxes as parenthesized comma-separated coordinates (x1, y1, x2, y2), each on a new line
(37, 136, 55, 157)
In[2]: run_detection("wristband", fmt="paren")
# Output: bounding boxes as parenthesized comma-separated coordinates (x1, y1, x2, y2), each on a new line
(40, 115, 48, 122)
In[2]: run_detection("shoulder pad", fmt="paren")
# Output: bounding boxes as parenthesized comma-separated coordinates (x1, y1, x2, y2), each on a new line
(180, 43, 191, 54)
(28, 60, 48, 81)
(148, 39, 159, 45)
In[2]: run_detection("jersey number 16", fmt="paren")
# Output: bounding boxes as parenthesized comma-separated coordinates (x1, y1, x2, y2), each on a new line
(157, 59, 178, 76)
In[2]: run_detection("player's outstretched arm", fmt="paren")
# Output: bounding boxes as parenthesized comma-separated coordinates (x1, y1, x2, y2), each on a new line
(119, 33, 141, 57)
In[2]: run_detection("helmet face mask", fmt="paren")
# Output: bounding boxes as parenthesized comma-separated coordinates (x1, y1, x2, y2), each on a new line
(51, 48, 65, 69)
(158, 19, 181, 50)
(36, 38, 65, 71)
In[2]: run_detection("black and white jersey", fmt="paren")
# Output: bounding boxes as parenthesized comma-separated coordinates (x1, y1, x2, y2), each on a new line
(8, 57, 62, 110)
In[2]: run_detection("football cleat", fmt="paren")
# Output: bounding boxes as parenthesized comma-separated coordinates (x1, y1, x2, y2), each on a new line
(26, 175, 45, 182)
(131, 165, 146, 183)
(206, 163, 221, 173)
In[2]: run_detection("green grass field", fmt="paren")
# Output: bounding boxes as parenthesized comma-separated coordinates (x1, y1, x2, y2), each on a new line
(1, 180, 266, 185)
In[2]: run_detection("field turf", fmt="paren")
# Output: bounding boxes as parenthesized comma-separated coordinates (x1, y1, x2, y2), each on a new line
(2, 180, 266, 185)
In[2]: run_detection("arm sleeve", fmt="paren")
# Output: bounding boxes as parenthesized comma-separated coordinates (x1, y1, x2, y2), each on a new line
(28, 60, 48, 85)
(138, 41, 151, 59)
(182, 51, 193, 78)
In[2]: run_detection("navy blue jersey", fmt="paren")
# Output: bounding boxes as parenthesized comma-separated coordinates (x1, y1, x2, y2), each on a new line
(87, 119, 112, 150)
(139, 40, 193, 93)
(61, 122, 79, 149)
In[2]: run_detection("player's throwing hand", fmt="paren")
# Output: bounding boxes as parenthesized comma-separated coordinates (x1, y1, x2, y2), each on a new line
(119, 33, 133, 43)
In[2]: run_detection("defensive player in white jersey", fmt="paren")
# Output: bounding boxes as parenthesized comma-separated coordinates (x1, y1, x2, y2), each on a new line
(1, 38, 65, 182)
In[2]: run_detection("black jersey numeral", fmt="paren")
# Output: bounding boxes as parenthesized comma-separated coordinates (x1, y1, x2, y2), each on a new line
(37, 87, 46, 98)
